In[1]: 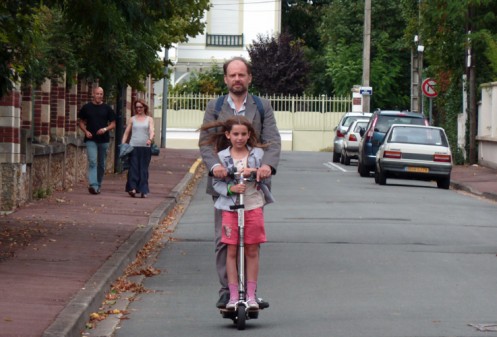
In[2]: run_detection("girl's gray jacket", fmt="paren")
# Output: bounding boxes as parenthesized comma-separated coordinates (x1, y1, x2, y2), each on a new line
(213, 146, 274, 211)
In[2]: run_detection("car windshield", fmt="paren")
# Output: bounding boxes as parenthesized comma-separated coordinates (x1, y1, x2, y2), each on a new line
(354, 121, 369, 133)
(343, 116, 363, 127)
(389, 127, 448, 146)
(375, 115, 425, 133)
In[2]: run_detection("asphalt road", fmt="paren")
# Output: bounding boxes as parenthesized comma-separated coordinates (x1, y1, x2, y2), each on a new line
(112, 151, 497, 337)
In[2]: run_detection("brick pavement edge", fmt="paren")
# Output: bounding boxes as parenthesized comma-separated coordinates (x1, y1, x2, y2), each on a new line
(41, 157, 204, 337)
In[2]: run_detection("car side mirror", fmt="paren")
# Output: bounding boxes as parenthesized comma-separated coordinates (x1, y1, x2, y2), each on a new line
(359, 128, 365, 137)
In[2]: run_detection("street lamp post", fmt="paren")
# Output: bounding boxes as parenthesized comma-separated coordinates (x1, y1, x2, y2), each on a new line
(417, 43, 424, 116)
(411, 35, 424, 115)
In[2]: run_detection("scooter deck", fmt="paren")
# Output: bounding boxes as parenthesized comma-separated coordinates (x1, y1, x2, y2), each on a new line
(220, 308, 259, 320)
(219, 308, 260, 313)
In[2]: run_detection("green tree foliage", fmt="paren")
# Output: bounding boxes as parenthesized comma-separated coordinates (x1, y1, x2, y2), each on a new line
(282, 0, 333, 95)
(0, 0, 210, 98)
(483, 31, 497, 76)
(419, 0, 497, 86)
(413, 0, 497, 159)
(62, 0, 210, 93)
(248, 32, 309, 95)
(320, 0, 410, 110)
(170, 63, 224, 95)
(1, 1, 42, 95)
(283, 0, 332, 51)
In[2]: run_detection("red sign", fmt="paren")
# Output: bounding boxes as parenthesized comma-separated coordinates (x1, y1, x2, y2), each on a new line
(422, 78, 438, 98)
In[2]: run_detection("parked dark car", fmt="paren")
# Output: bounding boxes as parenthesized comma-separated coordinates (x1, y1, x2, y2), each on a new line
(357, 110, 428, 177)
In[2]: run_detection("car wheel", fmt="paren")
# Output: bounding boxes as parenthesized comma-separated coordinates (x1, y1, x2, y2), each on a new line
(340, 151, 345, 164)
(332, 152, 340, 163)
(358, 161, 369, 177)
(437, 176, 450, 189)
(374, 171, 379, 184)
(378, 168, 387, 185)
(342, 151, 350, 165)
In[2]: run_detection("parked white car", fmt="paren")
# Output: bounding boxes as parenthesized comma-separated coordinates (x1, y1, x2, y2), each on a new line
(375, 124, 452, 189)
(332, 112, 372, 162)
(341, 119, 370, 165)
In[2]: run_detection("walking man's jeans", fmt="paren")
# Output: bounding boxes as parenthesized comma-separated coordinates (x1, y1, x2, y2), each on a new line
(86, 141, 109, 191)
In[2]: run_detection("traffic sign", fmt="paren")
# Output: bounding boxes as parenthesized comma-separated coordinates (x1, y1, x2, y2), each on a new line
(422, 78, 438, 98)
(360, 86, 373, 95)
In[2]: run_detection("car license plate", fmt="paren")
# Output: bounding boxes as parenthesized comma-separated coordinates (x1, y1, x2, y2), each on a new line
(406, 166, 429, 173)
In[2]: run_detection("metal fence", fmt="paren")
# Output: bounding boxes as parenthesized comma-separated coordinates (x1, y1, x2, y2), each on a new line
(158, 93, 353, 150)
(166, 93, 352, 114)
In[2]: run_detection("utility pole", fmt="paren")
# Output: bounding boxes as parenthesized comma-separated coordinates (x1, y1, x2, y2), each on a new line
(411, 1, 424, 115)
(417, 40, 424, 116)
(417, 0, 424, 116)
(467, 27, 477, 165)
(161, 49, 169, 148)
(362, 0, 371, 113)
(411, 35, 424, 114)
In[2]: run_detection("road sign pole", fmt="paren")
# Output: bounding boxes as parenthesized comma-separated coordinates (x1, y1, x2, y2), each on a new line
(429, 98, 433, 125)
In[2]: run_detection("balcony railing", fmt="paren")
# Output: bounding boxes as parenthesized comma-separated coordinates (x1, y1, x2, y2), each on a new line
(206, 33, 244, 47)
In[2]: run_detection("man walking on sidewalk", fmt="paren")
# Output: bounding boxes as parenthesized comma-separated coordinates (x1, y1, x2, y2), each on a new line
(78, 87, 116, 195)
(199, 56, 281, 309)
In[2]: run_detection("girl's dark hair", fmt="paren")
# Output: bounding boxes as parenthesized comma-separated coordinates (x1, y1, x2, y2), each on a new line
(199, 116, 266, 152)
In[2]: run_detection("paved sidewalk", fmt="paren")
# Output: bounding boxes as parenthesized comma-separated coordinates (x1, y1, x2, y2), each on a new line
(0, 148, 201, 337)
(451, 164, 497, 202)
(0, 155, 496, 337)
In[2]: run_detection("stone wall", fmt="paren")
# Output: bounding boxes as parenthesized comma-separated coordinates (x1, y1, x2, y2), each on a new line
(0, 163, 27, 212)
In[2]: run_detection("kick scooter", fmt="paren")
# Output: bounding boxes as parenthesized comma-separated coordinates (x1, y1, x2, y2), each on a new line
(220, 171, 261, 330)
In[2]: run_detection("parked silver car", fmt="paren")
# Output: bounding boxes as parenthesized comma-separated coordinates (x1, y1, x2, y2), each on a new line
(333, 112, 372, 162)
(375, 124, 452, 189)
(341, 119, 370, 165)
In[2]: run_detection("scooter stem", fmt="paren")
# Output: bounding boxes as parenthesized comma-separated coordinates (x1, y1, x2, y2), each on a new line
(237, 173, 245, 301)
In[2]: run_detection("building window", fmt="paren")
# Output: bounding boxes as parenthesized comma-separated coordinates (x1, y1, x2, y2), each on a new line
(206, 34, 244, 47)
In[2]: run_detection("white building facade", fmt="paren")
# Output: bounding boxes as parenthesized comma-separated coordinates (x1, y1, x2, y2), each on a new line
(169, 0, 282, 86)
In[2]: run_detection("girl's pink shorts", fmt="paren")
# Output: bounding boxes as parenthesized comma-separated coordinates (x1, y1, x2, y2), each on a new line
(221, 208, 266, 245)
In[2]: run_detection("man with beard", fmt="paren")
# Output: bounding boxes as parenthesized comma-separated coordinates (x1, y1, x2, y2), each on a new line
(199, 56, 281, 309)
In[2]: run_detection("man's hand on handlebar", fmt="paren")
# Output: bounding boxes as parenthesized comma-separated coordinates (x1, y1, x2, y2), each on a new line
(212, 166, 227, 179)
(256, 164, 272, 182)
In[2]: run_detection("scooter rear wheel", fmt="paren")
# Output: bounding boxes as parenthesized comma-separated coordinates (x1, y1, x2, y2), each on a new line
(236, 306, 246, 330)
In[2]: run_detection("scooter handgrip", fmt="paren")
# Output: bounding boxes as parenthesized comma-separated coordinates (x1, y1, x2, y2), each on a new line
(229, 205, 245, 210)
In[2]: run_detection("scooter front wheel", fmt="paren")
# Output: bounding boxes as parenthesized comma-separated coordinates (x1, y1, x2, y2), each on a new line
(236, 306, 246, 330)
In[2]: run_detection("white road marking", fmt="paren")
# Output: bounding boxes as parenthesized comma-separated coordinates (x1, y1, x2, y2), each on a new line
(323, 162, 348, 172)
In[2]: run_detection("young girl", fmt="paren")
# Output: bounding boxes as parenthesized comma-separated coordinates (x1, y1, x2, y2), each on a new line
(200, 116, 274, 310)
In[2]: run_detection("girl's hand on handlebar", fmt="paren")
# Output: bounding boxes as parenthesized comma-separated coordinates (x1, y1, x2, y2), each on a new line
(242, 168, 257, 178)
(231, 183, 246, 194)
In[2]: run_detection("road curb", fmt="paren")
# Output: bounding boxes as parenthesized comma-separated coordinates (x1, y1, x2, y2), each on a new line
(42, 158, 204, 337)
(451, 180, 497, 202)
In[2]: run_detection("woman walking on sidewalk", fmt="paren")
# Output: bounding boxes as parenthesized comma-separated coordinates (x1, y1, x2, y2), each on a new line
(122, 99, 155, 198)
